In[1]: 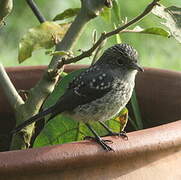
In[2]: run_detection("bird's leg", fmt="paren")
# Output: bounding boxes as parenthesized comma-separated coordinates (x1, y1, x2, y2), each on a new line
(99, 121, 128, 140)
(85, 123, 114, 151)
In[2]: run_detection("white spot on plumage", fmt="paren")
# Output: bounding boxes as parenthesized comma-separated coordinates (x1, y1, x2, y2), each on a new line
(99, 76, 103, 80)
(90, 82, 93, 87)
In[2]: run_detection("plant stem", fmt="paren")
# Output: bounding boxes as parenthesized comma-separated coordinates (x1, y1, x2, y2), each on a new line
(26, 0, 46, 23)
(0, 64, 24, 109)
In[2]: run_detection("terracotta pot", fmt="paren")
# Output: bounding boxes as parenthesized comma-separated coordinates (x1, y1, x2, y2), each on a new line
(0, 65, 181, 180)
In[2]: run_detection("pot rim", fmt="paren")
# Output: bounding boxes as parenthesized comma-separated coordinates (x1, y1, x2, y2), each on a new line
(0, 119, 181, 175)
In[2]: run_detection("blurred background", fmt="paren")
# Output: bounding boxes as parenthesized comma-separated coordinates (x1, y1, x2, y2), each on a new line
(0, 0, 180, 70)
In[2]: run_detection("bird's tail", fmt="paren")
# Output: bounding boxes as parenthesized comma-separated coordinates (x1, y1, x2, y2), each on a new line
(11, 105, 55, 134)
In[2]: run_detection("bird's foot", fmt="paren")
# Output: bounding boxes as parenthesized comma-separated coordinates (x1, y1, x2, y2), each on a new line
(98, 122, 128, 140)
(84, 136, 114, 151)
(106, 131, 128, 140)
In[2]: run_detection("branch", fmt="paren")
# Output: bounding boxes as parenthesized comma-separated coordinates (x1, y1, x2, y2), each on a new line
(59, 0, 160, 66)
(0, 64, 24, 109)
(121, 29, 141, 33)
(26, 0, 46, 23)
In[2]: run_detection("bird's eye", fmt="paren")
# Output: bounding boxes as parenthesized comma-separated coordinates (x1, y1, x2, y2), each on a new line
(117, 58, 124, 65)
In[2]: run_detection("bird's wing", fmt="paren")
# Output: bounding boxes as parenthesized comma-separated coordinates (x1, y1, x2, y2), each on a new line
(53, 67, 114, 113)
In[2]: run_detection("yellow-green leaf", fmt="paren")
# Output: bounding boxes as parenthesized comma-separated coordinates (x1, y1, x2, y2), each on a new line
(53, 8, 80, 21)
(133, 26, 170, 37)
(114, 24, 122, 43)
(112, 0, 120, 21)
(18, 21, 70, 63)
(101, 7, 111, 22)
(130, 89, 143, 130)
(49, 50, 73, 57)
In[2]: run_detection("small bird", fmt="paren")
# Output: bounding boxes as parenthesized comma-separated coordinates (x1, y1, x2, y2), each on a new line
(12, 43, 143, 151)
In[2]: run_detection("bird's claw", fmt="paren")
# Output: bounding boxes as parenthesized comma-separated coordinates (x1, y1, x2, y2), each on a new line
(84, 136, 113, 143)
(118, 131, 128, 140)
(106, 131, 128, 140)
(84, 136, 114, 151)
(98, 138, 114, 151)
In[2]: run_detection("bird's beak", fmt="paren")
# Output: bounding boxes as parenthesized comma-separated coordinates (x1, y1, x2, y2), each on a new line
(130, 62, 144, 72)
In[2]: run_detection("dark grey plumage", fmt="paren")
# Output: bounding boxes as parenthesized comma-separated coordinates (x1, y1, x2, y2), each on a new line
(12, 43, 143, 151)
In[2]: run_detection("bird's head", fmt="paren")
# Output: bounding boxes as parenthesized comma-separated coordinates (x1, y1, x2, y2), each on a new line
(96, 43, 144, 73)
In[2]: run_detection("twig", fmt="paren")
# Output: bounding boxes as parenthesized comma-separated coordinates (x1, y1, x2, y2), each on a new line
(91, 38, 107, 65)
(0, 64, 24, 109)
(121, 29, 141, 33)
(26, 0, 46, 23)
(60, 0, 160, 66)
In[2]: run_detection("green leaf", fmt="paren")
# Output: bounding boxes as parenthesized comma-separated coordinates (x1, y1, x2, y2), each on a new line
(128, 116, 139, 130)
(49, 50, 73, 57)
(101, 7, 111, 22)
(34, 68, 126, 148)
(18, 21, 70, 63)
(112, 0, 120, 21)
(152, 5, 181, 43)
(133, 26, 170, 37)
(114, 24, 122, 43)
(130, 89, 143, 130)
(53, 8, 80, 21)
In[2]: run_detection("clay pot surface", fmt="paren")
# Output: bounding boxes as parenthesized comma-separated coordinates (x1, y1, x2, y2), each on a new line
(0, 65, 181, 180)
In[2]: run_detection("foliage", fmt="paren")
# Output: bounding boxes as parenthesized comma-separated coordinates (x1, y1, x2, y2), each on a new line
(18, 22, 70, 63)
(53, 8, 80, 21)
(131, 26, 170, 37)
(152, 5, 181, 43)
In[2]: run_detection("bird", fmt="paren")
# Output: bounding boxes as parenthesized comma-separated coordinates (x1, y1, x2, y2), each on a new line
(11, 43, 144, 151)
